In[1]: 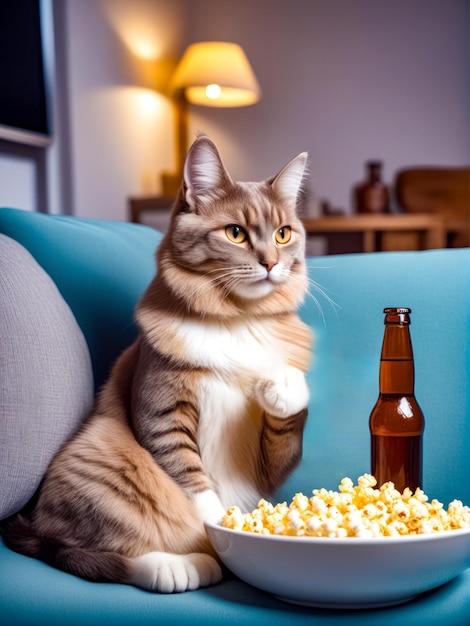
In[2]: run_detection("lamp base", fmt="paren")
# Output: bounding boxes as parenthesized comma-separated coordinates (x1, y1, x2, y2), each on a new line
(161, 172, 183, 197)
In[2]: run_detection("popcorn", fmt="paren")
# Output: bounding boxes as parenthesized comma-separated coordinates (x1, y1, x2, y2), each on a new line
(221, 474, 470, 538)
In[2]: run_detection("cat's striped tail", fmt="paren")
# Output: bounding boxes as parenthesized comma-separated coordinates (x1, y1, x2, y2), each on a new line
(2, 514, 131, 582)
(2, 514, 222, 592)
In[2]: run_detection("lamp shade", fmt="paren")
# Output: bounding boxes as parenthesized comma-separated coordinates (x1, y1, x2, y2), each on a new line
(170, 42, 261, 107)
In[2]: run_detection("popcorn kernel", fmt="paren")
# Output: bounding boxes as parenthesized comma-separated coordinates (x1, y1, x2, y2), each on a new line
(220, 475, 470, 538)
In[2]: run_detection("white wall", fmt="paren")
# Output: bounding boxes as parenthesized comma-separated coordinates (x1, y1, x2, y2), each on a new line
(184, 0, 469, 213)
(64, 0, 186, 220)
(0, 154, 36, 211)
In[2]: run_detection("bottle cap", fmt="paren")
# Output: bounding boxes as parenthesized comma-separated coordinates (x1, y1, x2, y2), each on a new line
(383, 307, 411, 324)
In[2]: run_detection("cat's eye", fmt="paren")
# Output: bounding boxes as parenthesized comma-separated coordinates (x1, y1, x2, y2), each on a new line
(225, 225, 247, 244)
(275, 226, 292, 244)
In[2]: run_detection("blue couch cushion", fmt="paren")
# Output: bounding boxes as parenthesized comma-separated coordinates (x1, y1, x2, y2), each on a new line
(0, 535, 469, 626)
(0, 208, 163, 390)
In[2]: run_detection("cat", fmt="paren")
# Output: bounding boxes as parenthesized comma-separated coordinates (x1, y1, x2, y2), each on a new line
(2, 134, 313, 593)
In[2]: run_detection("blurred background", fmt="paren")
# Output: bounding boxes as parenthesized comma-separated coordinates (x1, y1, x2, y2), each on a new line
(0, 0, 468, 251)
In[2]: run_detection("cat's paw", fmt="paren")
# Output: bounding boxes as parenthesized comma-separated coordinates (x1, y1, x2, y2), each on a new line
(255, 365, 309, 418)
(192, 489, 226, 525)
(130, 551, 222, 593)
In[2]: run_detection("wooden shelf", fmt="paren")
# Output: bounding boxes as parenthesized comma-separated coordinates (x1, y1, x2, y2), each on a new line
(301, 214, 446, 253)
(128, 195, 447, 255)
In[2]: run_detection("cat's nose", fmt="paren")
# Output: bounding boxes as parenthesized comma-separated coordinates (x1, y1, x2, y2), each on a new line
(261, 261, 277, 273)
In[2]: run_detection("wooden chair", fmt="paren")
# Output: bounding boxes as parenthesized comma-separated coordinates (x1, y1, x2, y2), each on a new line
(128, 195, 174, 232)
(395, 167, 470, 247)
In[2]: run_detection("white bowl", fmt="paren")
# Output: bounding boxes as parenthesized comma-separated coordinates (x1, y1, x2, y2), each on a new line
(205, 522, 470, 609)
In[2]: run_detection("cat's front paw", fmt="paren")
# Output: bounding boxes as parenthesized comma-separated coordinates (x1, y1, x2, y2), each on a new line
(255, 365, 309, 418)
(130, 552, 222, 593)
(192, 489, 226, 525)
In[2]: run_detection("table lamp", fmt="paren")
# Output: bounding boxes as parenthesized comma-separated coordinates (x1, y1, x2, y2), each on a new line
(161, 41, 261, 196)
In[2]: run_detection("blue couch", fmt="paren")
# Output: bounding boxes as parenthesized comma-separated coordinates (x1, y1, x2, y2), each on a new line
(0, 208, 469, 625)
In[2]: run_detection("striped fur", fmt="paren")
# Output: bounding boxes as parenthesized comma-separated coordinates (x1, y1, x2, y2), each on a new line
(2, 135, 313, 593)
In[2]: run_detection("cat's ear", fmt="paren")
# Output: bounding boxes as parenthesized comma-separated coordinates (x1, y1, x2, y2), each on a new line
(269, 152, 308, 205)
(183, 135, 232, 209)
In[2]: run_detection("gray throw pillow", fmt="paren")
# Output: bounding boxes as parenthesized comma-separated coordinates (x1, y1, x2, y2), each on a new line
(0, 235, 94, 520)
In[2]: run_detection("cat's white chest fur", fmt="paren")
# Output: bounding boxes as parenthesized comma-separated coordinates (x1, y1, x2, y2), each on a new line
(173, 318, 285, 374)
(198, 375, 263, 511)
(173, 318, 301, 512)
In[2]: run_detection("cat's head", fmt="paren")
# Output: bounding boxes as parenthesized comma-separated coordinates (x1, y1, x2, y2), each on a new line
(158, 135, 309, 318)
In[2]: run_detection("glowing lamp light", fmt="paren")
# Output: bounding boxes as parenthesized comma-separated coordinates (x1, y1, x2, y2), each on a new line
(170, 42, 261, 107)
(161, 41, 261, 195)
(205, 84, 222, 100)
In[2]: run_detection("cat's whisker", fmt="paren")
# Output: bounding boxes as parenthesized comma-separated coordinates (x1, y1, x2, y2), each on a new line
(184, 267, 247, 310)
(202, 266, 250, 282)
(307, 277, 339, 312)
(201, 267, 254, 297)
(284, 271, 338, 326)
(304, 277, 340, 326)
(305, 290, 327, 326)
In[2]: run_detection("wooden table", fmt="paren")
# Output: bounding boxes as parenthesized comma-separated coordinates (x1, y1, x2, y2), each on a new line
(301, 214, 446, 254)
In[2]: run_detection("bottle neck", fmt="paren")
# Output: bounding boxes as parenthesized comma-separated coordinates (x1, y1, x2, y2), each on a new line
(367, 163, 382, 184)
(379, 324, 414, 395)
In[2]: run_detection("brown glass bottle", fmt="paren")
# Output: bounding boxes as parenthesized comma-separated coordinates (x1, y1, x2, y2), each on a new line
(369, 308, 424, 492)
(355, 161, 390, 214)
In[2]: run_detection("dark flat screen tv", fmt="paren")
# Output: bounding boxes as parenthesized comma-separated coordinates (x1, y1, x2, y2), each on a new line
(0, 0, 50, 146)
